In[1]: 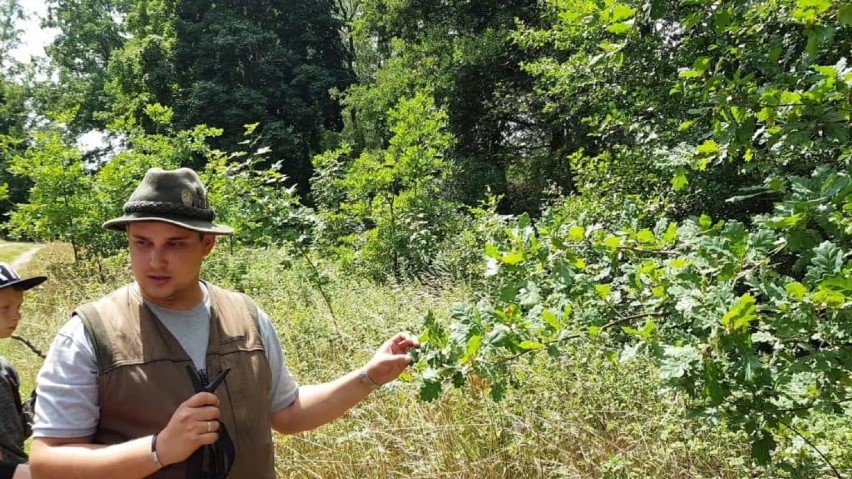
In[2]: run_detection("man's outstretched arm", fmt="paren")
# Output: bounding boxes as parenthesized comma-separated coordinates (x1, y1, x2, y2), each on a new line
(271, 332, 417, 434)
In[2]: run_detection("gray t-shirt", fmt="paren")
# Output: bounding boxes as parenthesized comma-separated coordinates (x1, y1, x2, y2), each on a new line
(32, 283, 299, 439)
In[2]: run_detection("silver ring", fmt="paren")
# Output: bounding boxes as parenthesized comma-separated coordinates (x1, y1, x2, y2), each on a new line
(206, 421, 212, 433)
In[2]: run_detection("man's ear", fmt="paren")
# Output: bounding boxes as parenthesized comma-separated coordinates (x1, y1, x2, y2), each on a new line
(202, 234, 217, 256)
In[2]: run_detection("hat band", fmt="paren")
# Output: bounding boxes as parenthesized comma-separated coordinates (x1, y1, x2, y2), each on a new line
(124, 201, 215, 221)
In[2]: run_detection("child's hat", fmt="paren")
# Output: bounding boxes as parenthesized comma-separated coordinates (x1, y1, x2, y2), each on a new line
(0, 263, 47, 291)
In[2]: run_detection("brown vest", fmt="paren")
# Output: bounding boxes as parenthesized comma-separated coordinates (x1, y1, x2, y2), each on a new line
(77, 283, 275, 479)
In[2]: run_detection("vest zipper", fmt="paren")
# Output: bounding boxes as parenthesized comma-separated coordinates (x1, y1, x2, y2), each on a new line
(198, 369, 209, 388)
(186, 364, 232, 394)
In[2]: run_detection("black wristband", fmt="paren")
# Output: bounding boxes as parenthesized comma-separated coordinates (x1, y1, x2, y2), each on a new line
(151, 433, 164, 468)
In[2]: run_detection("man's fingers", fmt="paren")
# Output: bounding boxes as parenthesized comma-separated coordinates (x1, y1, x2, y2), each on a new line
(183, 392, 219, 408)
(199, 419, 220, 434)
(386, 332, 419, 354)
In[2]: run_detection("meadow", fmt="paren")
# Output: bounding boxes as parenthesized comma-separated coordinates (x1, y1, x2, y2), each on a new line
(2, 242, 760, 478)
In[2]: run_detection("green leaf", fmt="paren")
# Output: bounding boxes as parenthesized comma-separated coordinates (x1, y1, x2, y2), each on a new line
(663, 222, 679, 243)
(501, 251, 525, 265)
(796, 0, 831, 14)
(697, 139, 720, 155)
(779, 90, 802, 105)
(595, 284, 612, 299)
(519, 340, 544, 350)
(490, 380, 507, 401)
(805, 241, 844, 282)
(659, 345, 701, 379)
(484, 324, 511, 347)
(607, 22, 632, 35)
(419, 372, 442, 402)
(611, 4, 636, 21)
(636, 229, 656, 244)
(812, 276, 851, 307)
(693, 56, 711, 73)
(568, 225, 585, 241)
(813, 65, 836, 78)
(678, 68, 702, 79)
(765, 213, 803, 228)
(542, 310, 561, 329)
(603, 235, 621, 250)
(785, 281, 809, 300)
(649, 0, 665, 18)
(818, 276, 852, 295)
(462, 335, 483, 363)
(703, 360, 725, 405)
(638, 319, 656, 340)
(518, 281, 541, 307)
(547, 344, 562, 358)
(672, 169, 689, 191)
(743, 352, 762, 382)
(840, 4, 852, 26)
(721, 293, 757, 331)
(751, 431, 776, 465)
(484, 243, 501, 259)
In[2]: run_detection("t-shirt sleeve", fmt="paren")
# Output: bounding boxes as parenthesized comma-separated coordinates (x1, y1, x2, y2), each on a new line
(32, 315, 100, 439)
(256, 308, 299, 414)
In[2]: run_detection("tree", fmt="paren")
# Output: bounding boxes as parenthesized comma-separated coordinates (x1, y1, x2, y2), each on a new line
(515, 0, 852, 220)
(343, 0, 560, 212)
(40, 0, 132, 131)
(171, 0, 354, 192)
(313, 92, 458, 279)
(0, 0, 31, 226)
(7, 130, 93, 259)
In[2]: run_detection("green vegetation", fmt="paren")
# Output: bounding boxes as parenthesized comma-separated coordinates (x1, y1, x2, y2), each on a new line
(0, 240, 32, 264)
(0, 0, 849, 476)
(6, 245, 759, 478)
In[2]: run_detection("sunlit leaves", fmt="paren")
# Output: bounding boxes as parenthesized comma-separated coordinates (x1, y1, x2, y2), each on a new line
(672, 169, 689, 191)
(414, 165, 850, 469)
(785, 281, 809, 300)
(312, 91, 457, 279)
(805, 241, 845, 283)
(721, 293, 758, 332)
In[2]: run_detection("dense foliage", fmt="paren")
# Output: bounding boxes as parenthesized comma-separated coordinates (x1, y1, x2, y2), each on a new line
(37, 0, 352, 191)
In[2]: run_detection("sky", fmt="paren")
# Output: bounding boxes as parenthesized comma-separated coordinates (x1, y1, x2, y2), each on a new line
(10, 1, 107, 151)
(10, 1, 57, 64)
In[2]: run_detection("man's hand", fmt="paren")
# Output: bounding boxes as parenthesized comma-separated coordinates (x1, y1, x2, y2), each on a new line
(363, 332, 419, 386)
(154, 392, 221, 466)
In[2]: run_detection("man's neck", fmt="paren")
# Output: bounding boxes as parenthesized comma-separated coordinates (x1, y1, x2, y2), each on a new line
(135, 282, 206, 311)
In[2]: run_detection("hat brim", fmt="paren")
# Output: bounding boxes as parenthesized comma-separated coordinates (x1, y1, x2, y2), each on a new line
(103, 214, 234, 235)
(0, 276, 48, 291)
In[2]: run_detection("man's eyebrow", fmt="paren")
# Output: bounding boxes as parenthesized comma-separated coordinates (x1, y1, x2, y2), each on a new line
(130, 233, 194, 241)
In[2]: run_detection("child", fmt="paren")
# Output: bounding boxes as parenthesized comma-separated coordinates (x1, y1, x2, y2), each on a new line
(0, 262, 47, 479)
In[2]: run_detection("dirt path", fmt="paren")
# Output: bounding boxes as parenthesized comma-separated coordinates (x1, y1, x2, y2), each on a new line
(10, 245, 43, 270)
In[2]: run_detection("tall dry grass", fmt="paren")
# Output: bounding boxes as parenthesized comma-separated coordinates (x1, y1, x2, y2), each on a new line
(3, 243, 758, 478)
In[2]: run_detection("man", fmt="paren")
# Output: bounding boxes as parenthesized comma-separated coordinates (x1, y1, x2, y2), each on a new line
(29, 167, 417, 479)
(0, 262, 48, 479)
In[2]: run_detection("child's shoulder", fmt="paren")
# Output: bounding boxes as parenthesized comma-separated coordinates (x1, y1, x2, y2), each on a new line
(0, 356, 17, 378)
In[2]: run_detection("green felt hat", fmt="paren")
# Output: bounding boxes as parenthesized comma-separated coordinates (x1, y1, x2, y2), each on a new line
(103, 167, 233, 235)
